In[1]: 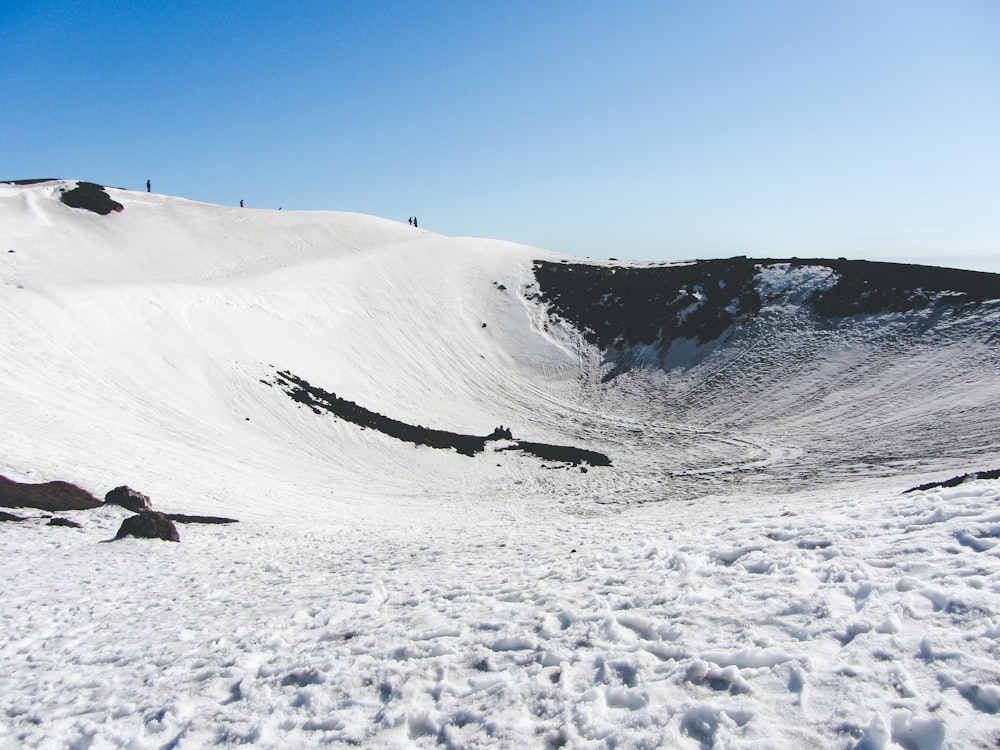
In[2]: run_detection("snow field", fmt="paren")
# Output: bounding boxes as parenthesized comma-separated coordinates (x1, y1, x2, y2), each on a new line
(2, 480, 998, 749)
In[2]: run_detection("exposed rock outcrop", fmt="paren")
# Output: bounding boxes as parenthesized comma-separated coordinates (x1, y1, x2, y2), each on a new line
(58, 181, 124, 215)
(0, 475, 103, 511)
(272, 370, 611, 467)
(532, 257, 1000, 381)
(904, 468, 1000, 494)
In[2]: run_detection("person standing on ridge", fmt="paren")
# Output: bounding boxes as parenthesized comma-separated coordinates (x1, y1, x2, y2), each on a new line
(240, 200, 244, 208)
(146, 179, 150, 192)
(413, 216, 418, 228)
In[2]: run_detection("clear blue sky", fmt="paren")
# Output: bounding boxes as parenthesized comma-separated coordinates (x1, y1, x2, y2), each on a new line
(4, 1, 999, 270)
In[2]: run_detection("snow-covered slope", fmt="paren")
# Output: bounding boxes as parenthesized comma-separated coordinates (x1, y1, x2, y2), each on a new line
(0, 180, 601, 523)
(537, 257, 1000, 504)
(4, 181, 997, 522)
(1, 180, 998, 748)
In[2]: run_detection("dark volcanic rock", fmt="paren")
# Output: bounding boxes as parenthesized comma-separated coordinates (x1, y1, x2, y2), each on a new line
(166, 513, 238, 525)
(104, 485, 153, 513)
(787, 258, 1000, 317)
(0, 510, 26, 522)
(532, 257, 760, 352)
(486, 426, 513, 441)
(48, 517, 83, 528)
(272, 370, 611, 467)
(275, 370, 488, 456)
(59, 181, 124, 215)
(532, 256, 1000, 381)
(904, 468, 1000, 494)
(501, 441, 613, 467)
(115, 511, 180, 542)
(0, 475, 103, 511)
(534, 257, 1000, 353)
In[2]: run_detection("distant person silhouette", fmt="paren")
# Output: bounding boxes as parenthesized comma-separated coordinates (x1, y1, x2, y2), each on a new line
(240, 200, 244, 208)
(408, 216, 413, 226)
(146, 179, 150, 192)
(413, 216, 418, 228)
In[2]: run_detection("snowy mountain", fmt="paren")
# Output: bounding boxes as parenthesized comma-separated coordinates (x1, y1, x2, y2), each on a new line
(2, 180, 999, 749)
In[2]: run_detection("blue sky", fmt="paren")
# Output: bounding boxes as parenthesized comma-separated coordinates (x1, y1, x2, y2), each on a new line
(3, 1, 999, 270)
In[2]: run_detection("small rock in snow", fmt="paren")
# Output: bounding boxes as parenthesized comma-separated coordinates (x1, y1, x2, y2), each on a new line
(115, 511, 180, 542)
(104, 486, 154, 513)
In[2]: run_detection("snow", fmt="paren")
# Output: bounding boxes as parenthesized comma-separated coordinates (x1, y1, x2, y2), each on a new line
(3, 483, 999, 748)
(757, 262, 840, 304)
(1, 180, 999, 748)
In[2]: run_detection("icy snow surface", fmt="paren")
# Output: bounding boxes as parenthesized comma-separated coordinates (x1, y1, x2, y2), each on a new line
(1, 181, 999, 748)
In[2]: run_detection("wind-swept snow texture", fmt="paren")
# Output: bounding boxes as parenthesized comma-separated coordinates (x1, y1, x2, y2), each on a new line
(1, 180, 999, 748)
